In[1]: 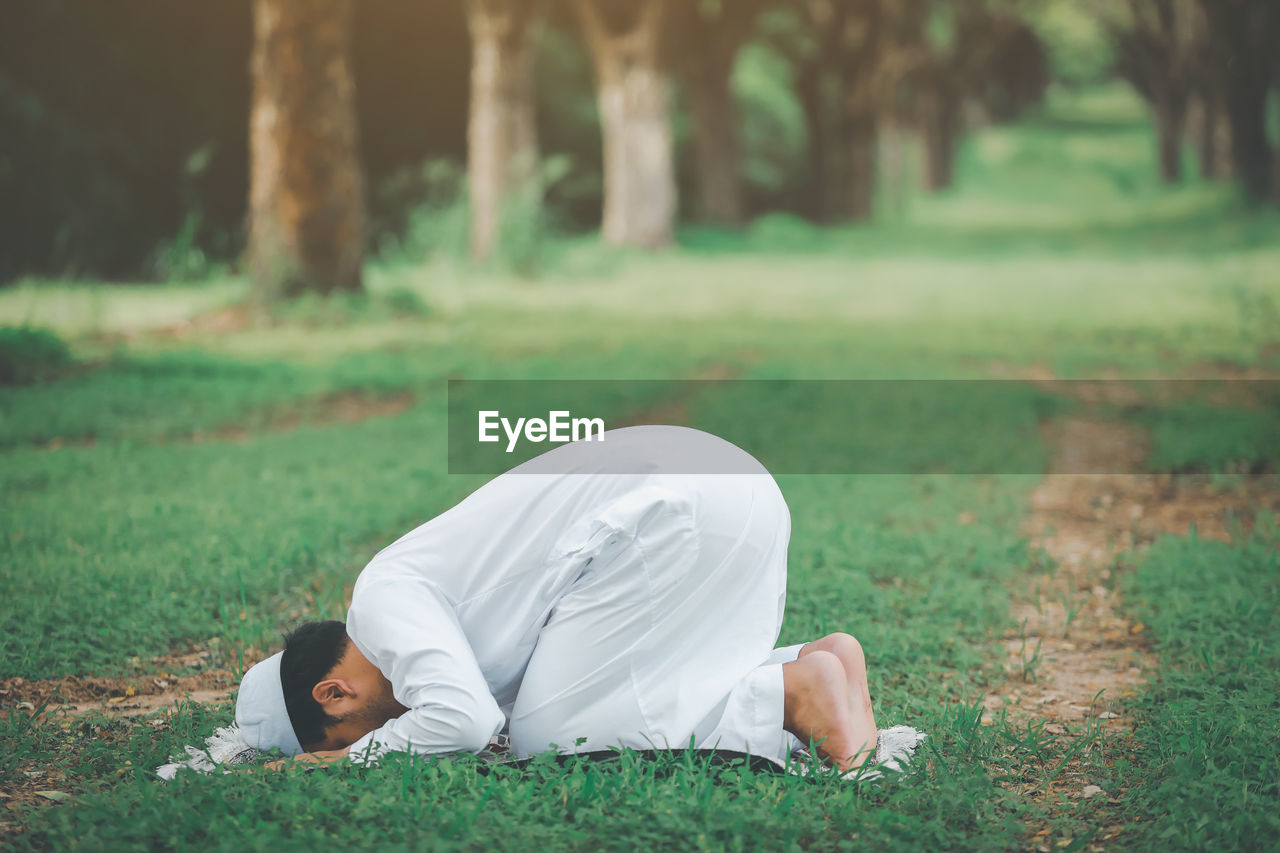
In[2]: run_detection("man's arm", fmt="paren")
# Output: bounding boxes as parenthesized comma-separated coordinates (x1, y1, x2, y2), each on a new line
(343, 576, 506, 762)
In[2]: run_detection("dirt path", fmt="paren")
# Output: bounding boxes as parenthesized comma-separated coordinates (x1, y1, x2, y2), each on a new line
(1, 647, 236, 720)
(988, 415, 1278, 729)
(985, 406, 1278, 850)
(984, 417, 1154, 728)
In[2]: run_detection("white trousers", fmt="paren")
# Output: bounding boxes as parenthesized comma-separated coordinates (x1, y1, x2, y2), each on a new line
(506, 474, 801, 764)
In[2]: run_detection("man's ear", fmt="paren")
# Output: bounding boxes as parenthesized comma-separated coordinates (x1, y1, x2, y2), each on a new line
(311, 677, 353, 709)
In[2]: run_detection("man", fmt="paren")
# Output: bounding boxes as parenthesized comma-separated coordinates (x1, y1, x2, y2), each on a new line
(236, 426, 889, 773)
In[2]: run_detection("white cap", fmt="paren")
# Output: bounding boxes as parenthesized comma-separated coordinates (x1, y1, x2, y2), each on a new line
(234, 652, 303, 756)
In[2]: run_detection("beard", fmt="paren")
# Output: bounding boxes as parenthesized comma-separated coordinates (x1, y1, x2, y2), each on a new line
(341, 681, 409, 735)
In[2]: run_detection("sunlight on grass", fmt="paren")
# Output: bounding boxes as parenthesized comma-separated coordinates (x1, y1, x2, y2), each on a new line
(0, 277, 246, 338)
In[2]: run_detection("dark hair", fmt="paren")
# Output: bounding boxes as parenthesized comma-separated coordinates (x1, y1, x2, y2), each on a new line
(280, 620, 349, 749)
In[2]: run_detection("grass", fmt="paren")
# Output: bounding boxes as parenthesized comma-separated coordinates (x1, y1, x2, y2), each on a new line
(1115, 522, 1280, 850)
(1, 84, 1278, 849)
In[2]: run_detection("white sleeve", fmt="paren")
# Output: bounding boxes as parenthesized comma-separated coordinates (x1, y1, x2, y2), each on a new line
(344, 577, 505, 763)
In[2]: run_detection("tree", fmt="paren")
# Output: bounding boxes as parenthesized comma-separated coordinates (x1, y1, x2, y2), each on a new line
(771, 2, 850, 221)
(573, 0, 677, 248)
(1198, 0, 1278, 201)
(829, 0, 890, 221)
(907, 0, 1018, 193)
(674, 0, 769, 225)
(466, 0, 542, 261)
(969, 17, 1050, 124)
(1105, 0, 1198, 183)
(249, 0, 365, 300)
(872, 1, 1047, 196)
(777, 0, 900, 222)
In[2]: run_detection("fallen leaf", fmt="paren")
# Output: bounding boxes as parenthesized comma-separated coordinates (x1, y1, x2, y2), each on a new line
(35, 791, 70, 802)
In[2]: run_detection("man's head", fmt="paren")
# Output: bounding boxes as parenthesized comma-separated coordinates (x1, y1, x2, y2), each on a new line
(236, 620, 406, 754)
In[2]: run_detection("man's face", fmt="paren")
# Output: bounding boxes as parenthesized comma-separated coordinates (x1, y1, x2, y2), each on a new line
(308, 646, 408, 752)
(335, 676, 404, 745)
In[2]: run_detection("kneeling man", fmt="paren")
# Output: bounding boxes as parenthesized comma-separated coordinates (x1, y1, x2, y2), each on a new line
(237, 426, 880, 772)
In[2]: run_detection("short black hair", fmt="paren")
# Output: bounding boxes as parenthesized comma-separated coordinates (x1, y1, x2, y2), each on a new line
(280, 620, 349, 749)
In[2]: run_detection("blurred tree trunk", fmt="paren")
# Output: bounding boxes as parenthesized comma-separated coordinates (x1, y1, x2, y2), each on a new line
(836, 0, 888, 219)
(908, 1, 1033, 195)
(1199, 0, 1276, 202)
(1108, 1, 1209, 185)
(1187, 95, 1225, 179)
(792, 40, 847, 222)
(677, 0, 764, 225)
(249, 0, 365, 300)
(574, 0, 676, 248)
(1187, 42, 1233, 182)
(790, 0, 886, 222)
(686, 59, 742, 224)
(1153, 91, 1187, 183)
(466, 0, 541, 261)
(919, 87, 958, 192)
(846, 113, 877, 218)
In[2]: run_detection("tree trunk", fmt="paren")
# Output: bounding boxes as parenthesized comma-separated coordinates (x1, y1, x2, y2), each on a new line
(249, 0, 365, 300)
(466, 0, 540, 261)
(846, 113, 877, 222)
(921, 89, 959, 192)
(575, 0, 676, 248)
(797, 65, 828, 222)
(1223, 77, 1273, 202)
(1153, 91, 1187, 184)
(1189, 92, 1231, 180)
(797, 65, 849, 222)
(685, 48, 744, 225)
(1200, 0, 1275, 202)
(879, 120, 907, 220)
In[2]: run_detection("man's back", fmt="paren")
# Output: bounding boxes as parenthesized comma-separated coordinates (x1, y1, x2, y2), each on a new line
(347, 425, 776, 712)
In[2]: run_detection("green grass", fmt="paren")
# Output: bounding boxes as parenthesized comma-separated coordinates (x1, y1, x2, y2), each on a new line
(1140, 400, 1280, 474)
(5, 473, 1048, 852)
(1114, 522, 1280, 850)
(2, 84, 1279, 849)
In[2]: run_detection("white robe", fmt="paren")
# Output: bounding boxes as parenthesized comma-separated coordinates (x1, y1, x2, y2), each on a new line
(345, 425, 799, 764)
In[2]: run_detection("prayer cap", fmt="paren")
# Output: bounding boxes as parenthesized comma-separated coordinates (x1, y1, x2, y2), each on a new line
(235, 652, 303, 756)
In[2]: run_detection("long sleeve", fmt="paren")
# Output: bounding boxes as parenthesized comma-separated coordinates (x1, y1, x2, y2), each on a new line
(344, 576, 505, 762)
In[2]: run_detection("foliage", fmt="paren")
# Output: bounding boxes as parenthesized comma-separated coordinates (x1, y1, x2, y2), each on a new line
(0, 325, 72, 386)
(1119, 522, 1280, 850)
(1026, 0, 1116, 86)
(373, 159, 471, 265)
(1139, 399, 1280, 474)
(733, 42, 808, 208)
(373, 155, 571, 277)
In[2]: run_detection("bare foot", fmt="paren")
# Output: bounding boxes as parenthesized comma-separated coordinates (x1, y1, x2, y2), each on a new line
(798, 632, 877, 749)
(782, 650, 874, 771)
